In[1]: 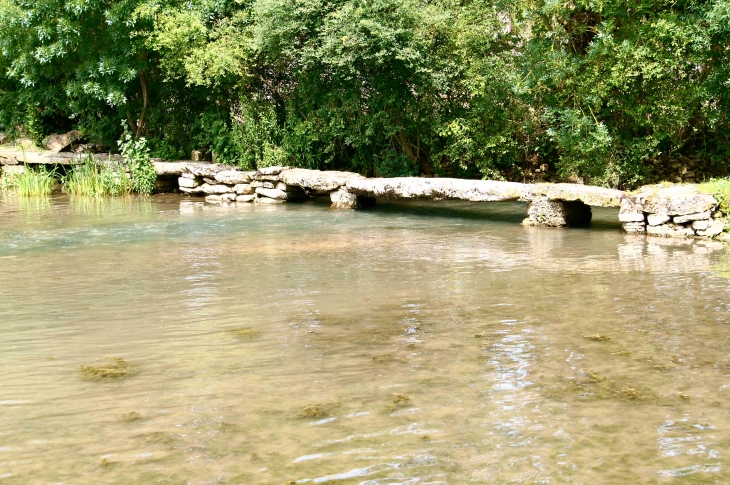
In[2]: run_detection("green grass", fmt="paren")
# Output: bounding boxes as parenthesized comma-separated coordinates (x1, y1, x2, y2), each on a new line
(63, 155, 133, 197)
(0, 164, 56, 196)
(698, 177, 730, 214)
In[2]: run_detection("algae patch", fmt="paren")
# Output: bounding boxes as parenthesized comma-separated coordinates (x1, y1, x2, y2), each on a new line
(584, 334, 611, 342)
(299, 405, 327, 419)
(123, 411, 142, 422)
(393, 393, 410, 404)
(79, 357, 132, 380)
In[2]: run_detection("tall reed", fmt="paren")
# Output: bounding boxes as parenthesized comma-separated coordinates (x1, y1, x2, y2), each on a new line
(63, 155, 133, 197)
(0, 164, 56, 196)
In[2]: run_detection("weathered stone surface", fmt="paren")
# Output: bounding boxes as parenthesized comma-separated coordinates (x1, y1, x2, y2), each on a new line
(0, 132, 7, 145)
(221, 193, 237, 202)
(233, 184, 255, 195)
(205, 194, 223, 202)
(527, 183, 624, 208)
(619, 211, 645, 223)
(236, 194, 256, 203)
(186, 162, 237, 178)
(257, 166, 289, 176)
(178, 177, 199, 188)
(280, 168, 365, 194)
(43, 130, 82, 152)
(696, 219, 725, 237)
(215, 170, 253, 185)
(346, 178, 526, 202)
(200, 183, 232, 195)
(255, 196, 286, 204)
(673, 211, 711, 224)
(251, 181, 275, 189)
(153, 161, 190, 175)
(646, 224, 695, 238)
(2, 164, 25, 175)
(346, 177, 623, 207)
(647, 214, 671, 226)
(330, 187, 376, 209)
(255, 187, 290, 200)
(692, 220, 710, 231)
(523, 197, 592, 227)
(634, 184, 716, 216)
(623, 222, 646, 234)
(618, 198, 645, 222)
(180, 172, 196, 180)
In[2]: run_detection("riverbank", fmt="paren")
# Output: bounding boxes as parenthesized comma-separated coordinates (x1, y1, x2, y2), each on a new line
(1, 147, 728, 241)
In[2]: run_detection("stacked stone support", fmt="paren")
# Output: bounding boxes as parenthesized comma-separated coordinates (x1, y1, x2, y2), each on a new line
(523, 198, 592, 227)
(619, 185, 727, 239)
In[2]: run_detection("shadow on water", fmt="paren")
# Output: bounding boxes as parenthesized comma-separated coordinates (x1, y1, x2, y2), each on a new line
(368, 198, 623, 231)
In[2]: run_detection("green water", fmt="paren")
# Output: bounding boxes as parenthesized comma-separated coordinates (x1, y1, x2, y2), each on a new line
(1, 194, 729, 484)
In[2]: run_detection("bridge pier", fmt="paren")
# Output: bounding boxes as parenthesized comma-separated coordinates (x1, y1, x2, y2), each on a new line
(330, 187, 376, 209)
(523, 197, 592, 227)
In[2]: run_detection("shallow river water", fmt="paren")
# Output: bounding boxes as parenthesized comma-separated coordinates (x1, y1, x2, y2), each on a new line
(1, 194, 730, 485)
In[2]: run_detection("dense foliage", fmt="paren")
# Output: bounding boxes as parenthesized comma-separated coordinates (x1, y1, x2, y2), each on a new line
(1, 0, 728, 187)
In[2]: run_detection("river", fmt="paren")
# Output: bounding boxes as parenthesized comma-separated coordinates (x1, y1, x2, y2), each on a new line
(1, 194, 729, 484)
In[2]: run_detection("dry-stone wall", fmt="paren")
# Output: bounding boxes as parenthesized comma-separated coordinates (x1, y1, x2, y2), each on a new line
(619, 185, 727, 239)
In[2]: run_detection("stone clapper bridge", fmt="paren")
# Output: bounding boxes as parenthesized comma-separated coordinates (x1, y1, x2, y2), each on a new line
(0, 149, 726, 239)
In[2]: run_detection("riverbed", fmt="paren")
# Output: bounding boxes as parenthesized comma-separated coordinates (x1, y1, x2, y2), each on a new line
(1, 194, 729, 484)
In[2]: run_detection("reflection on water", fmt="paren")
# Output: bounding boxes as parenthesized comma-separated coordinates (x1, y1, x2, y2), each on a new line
(1, 194, 729, 484)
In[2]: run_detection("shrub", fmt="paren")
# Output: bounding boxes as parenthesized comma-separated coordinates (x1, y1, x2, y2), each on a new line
(118, 126, 157, 195)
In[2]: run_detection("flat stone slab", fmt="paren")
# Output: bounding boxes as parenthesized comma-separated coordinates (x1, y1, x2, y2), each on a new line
(280, 168, 364, 194)
(628, 184, 717, 216)
(345, 178, 624, 206)
(346, 177, 527, 202)
(526, 183, 625, 208)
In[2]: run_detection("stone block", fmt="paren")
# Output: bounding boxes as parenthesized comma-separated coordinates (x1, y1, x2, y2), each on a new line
(233, 184, 255, 195)
(200, 183, 232, 195)
(255, 187, 288, 200)
(258, 166, 288, 176)
(622, 222, 646, 234)
(236, 194, 256, 203)
(647, 213, 670, 226)
(215, 170, 251, 185)
(330, 187, 376, 209)
(619, 211, 645, 223)
(673, 211, 711, 224)
(618, 198, 645, 222)
(43, 130, 82, 152)
(251, 181, 275, 189)
(646, 224, 695, 238)
(221, 193, 237, 202)
(178, 177, 199, 189)
(692, 220, 710, 231)
(205, 194, 223, 202)
(696, 219, 725, 237)
(523, 197, 592, 227)
(255, 196, 286, 204)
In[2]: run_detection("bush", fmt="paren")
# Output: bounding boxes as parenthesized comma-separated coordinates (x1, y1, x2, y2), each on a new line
(118, 127, 157, 195)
